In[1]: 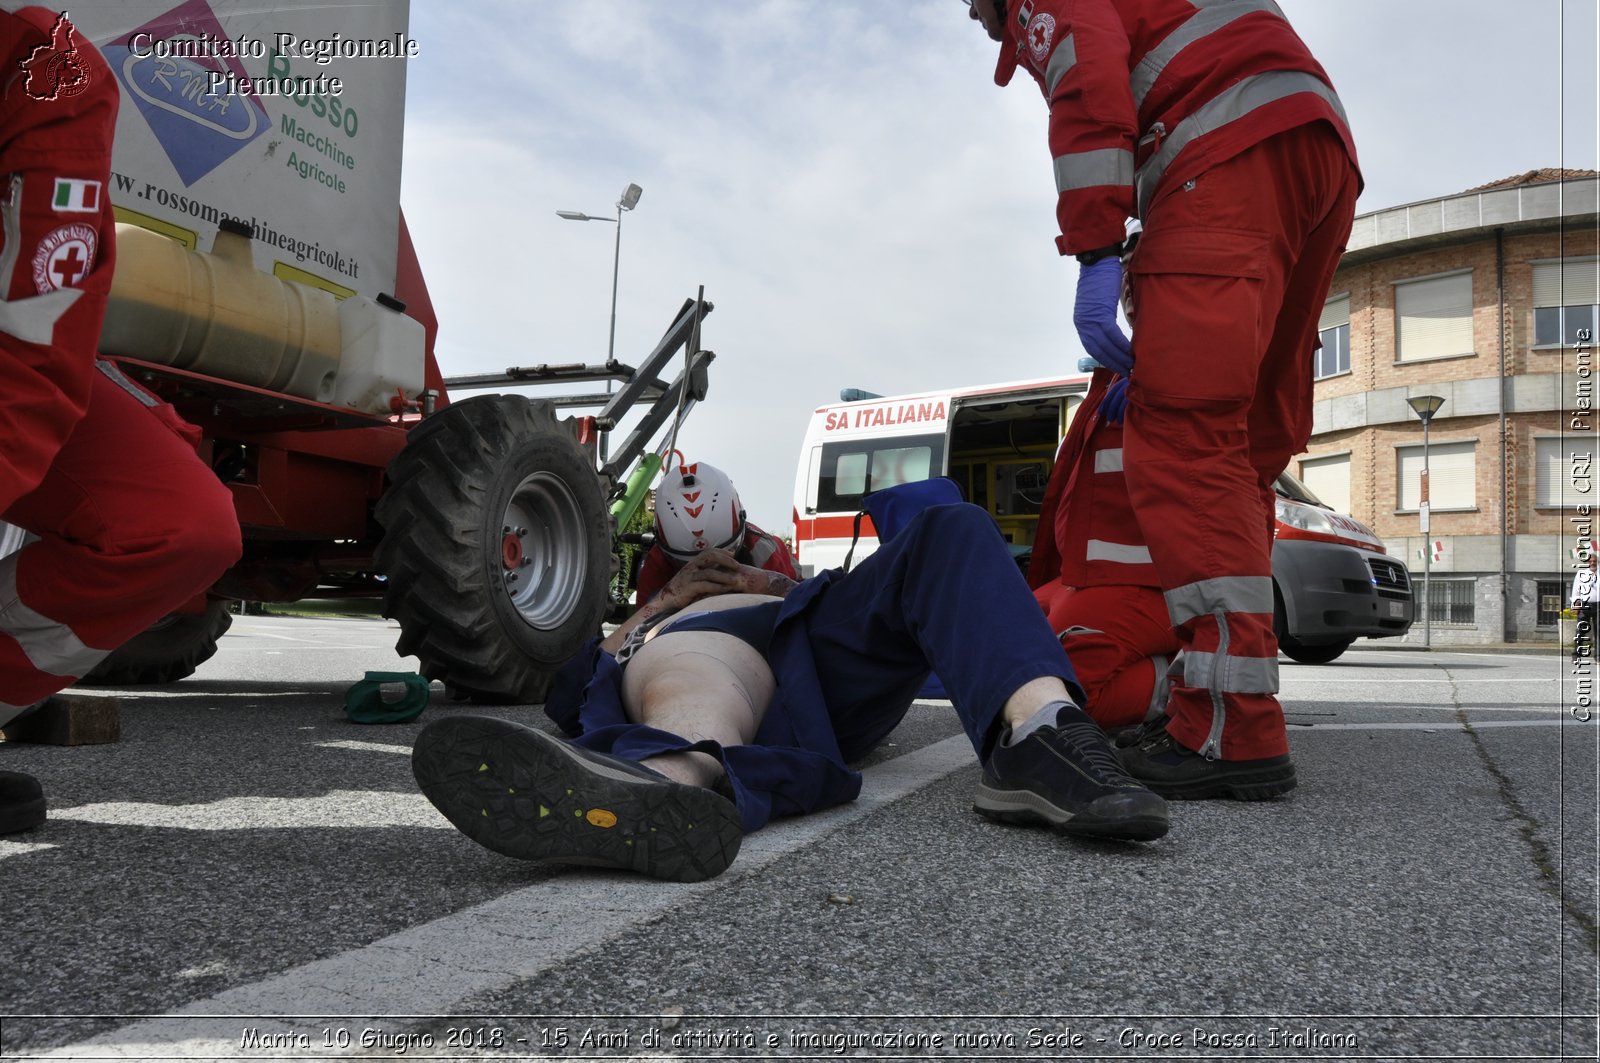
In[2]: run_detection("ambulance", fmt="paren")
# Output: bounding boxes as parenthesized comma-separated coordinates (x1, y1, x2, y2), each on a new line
(791, 376, 1415, 663)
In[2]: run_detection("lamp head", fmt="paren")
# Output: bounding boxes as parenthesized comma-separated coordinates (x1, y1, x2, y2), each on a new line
(619, 183, 643, 211)
(556, 210, 590, 221)
(1407, 394, 1446, 423)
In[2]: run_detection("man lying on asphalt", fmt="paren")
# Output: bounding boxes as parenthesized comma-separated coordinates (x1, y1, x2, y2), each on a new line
(412, 502, 1168, 881)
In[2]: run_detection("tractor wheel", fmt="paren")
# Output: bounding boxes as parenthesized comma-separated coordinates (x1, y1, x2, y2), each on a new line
(85, 601, 234, 684)
(376, 395, 611, 704)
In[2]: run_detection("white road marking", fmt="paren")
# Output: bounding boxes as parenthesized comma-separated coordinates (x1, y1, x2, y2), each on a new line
(317, 740, 414, 756)
(0, 838, 57, 862)
(36, 735, 979, 1059)
(48, 791, 449, 831)
(1292, 718, 1592, 732)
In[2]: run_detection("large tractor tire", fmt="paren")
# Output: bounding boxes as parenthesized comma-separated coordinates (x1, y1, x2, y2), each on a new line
(376, 395, 611, 703)
(85, 601, 234, 684)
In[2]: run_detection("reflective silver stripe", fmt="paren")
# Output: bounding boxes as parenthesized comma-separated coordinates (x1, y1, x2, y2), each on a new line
(96, 360, 159, 407)
(1093, 447, 1124, 473)
(1165, 575, 1273, 625)
(1086, 539, 1154, 565)
(1200, 609, 1228, 757)
(1135, 70, 1349, 217)
(1182, 649, 1280, 694)
(0, 287, 82, 345)
(0, 702, 36, 727)
(1044, 32, 1077, 95)
(1146, 654, 1171, 721)
(1053, 147, 1135, 194)
(0, 553, 109, 678)
(1, 174, 22, 293)
(1130, 0, 1287, 113)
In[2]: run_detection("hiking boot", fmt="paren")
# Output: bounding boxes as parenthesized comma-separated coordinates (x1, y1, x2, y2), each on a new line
(412, 715, 742, 883)
(974, 704, 1169, 841)
(1118, 717, 1297, 800)
(0, 771, 46, 834)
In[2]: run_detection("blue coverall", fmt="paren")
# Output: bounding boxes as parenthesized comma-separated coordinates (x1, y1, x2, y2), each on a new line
(544, 504, 1082, 833)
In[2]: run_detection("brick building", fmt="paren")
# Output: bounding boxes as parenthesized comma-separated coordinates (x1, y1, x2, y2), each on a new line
(1293, 169, 1598, 645)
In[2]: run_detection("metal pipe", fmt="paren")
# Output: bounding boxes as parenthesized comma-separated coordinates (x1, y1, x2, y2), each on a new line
(1495, 227, 1509, 640)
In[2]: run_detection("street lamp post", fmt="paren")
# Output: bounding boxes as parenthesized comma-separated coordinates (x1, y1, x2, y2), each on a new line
(557, 182, 643, 462)
(1407, 393, 1446, 648)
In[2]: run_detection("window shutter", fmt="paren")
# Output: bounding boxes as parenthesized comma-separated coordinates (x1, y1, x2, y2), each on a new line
(1299, 453, 1351, 515)
(1531, 258, 1600, 308)
(1395, 273, 1473, 362)
(1398, 441, 1476, 510)
(1318, 295, 1350, 333)
(1535, 437, 1588, 506)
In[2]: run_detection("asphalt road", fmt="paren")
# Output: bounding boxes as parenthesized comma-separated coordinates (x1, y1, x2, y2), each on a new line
(0, 615, 1595, 1062)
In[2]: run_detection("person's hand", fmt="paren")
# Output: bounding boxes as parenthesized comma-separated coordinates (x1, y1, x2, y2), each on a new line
(1074, 257, 1133, 376)
(655, 548, 746, 610)
(1097, 375, 1130, 424)
(732, 563, 798, 599)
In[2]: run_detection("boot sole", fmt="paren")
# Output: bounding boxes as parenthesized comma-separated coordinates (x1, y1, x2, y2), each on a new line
(0, 797, 46, 835)
(412, 716, 742, 882)
(1144, 764, 1298, 801)
(973, 784, 1169, 841)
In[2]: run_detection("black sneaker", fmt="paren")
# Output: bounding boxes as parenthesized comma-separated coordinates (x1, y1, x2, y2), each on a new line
(1118, 717, 1297, 800)
(974, 704, 1169, 841)
(412, 715, 742, 883)
(0, 771, 46, 834)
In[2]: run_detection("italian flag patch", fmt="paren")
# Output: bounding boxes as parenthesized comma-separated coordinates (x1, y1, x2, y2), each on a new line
(51, 177, 101, 213)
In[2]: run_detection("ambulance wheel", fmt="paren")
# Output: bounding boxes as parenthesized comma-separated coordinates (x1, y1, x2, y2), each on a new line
(84, 601, 234, 685)
(377, 395, 612, 704)
(1278, 637, 1352, 665)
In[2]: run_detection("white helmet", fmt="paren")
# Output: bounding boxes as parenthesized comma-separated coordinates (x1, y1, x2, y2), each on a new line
(654, 461, 746, 562)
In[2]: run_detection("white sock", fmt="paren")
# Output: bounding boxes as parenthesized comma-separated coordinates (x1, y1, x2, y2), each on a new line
(1006, 699, 1077, 744)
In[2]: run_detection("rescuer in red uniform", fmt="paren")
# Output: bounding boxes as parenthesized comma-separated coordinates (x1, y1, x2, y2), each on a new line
(969, 0, 1361, 798)
(0, 7, 242, 832)
(633, 461, 798, 607)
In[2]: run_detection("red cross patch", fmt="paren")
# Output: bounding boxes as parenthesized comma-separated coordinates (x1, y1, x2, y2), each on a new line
(31, 223, 98, 293)
(1026, 11, 1056, 65)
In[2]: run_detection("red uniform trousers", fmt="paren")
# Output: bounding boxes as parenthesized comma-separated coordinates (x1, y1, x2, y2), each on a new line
(1, 10, 240, 717)
(1122, 121, 1358, 760)
(1035, 582, 1178, 730)
(1, 366, 242, 716)
(1030, 372, 1180, 730)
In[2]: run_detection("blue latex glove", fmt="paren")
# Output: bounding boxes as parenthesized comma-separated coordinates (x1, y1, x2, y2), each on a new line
(1098, 375, 1130, 424)
(1073, 256, 1133, 376)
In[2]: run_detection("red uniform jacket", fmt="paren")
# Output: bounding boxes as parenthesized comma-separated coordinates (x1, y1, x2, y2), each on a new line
(992, 0, 1360, 255)
(1029, 370, 1159, 591)
(635, 521, 799, 606)
(0, 5, 120, 508)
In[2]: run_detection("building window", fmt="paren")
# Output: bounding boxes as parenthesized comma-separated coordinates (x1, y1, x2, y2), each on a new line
(1316, 295, 1351, 379)
(1534, 436, 1591, 507)
(1299, 453, 1352, 515)
(1395, 271, 1474, 363)
(1397, 440, 1476, 511)
(1536, 578, 1568, 626)
(1532, 257, 1600, 348)
(1424, 577, 1476, 626)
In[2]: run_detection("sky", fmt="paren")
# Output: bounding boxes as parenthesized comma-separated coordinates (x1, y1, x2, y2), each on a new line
(399, 0, 1599, 533)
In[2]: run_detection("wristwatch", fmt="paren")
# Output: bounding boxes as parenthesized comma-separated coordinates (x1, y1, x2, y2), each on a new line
(1074, 241, 1125, 266)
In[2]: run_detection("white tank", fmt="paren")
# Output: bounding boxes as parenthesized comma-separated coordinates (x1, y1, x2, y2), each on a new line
(334, 294, 425, 415)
